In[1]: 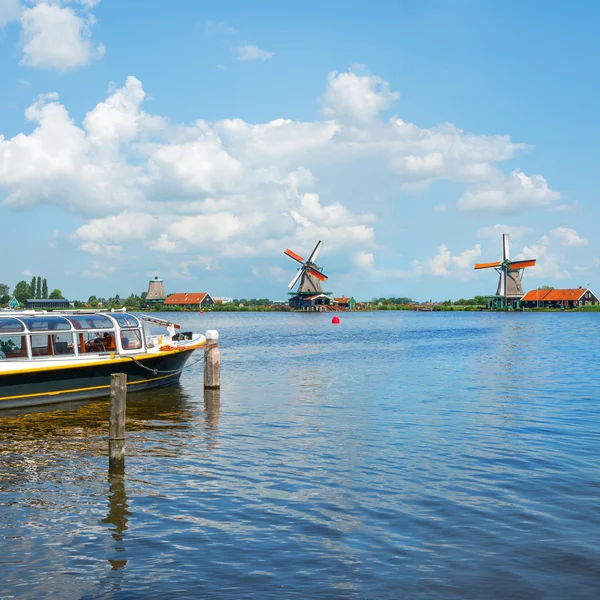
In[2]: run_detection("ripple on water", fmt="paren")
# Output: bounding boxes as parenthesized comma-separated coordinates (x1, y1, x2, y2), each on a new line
(1, 312, 600, 599)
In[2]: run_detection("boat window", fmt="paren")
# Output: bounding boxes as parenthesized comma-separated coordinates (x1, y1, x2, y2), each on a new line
(111, 314, 140, 328)
(20, 316, 72, 332)
(142, 321, 156, 348)
(66, 315, 114, 330)
(77, 331, 117, 354)
(0, 335, 28, 360)
(119, 329, 143, 351)
(0, 317, 25, 333)
(31, 333, 75, 358)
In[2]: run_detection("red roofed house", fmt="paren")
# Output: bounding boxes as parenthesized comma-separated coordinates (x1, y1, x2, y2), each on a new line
(333, 297, 356, 310)
(521, 288, 598, 309)
(164, 293, 215, 309)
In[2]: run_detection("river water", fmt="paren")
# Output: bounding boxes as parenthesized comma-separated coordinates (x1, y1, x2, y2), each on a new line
(1, 311, 599, 599)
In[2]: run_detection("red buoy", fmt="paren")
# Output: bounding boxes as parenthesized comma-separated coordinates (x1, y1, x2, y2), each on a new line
(332, 316, 340, 324)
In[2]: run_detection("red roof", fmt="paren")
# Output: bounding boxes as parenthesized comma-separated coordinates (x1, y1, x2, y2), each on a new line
(522, 288, 588, 302)
(164, 293, 209, 305)
(334, 297, 352, 303)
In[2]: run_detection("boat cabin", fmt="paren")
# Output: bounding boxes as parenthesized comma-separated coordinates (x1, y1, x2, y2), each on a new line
(0, 313, 155, 361)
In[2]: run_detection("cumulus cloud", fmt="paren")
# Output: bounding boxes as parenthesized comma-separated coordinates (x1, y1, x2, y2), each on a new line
(237, 44, 274, 61)
(458, 169, 560, 212)
(412, 244, 481, 277)
(0, 68, 561, 281)
(513, 227, 588, 281)
(320, 70, 399, 122)
(20, 1, 104, 70)
(550, 227, 588, 247)
(353, 251, 375, 270)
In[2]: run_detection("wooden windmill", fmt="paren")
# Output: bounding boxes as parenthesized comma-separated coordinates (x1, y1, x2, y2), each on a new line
(474, 233, 536, 309)
(284, 241, 332, 310)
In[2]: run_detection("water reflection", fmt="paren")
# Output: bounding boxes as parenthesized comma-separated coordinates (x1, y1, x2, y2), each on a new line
(204, 388, 221, 449)
(102, 471, 130, 571)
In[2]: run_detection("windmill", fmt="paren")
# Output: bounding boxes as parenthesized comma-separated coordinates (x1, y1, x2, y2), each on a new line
(284, 241, 332, 310)
(474, 233, 536, 309)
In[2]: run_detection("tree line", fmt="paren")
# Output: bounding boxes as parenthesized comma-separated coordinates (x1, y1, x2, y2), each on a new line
(0, 277, 64, 306)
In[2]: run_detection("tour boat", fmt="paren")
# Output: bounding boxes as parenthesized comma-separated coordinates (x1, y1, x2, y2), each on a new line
(0, 311, 206, 409)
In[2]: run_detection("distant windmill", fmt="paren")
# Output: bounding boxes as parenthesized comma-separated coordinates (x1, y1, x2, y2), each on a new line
(474, 233, 536, 309)
(284, 241, 332, 310)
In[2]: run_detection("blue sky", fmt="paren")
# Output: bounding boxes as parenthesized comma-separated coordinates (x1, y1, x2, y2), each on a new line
(1, 0, 599, 301)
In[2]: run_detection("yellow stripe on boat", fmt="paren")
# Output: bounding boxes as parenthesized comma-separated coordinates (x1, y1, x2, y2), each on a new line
(0, 371, 183, 402)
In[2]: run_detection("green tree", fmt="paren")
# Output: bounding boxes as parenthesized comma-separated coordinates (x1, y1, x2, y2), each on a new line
(49, 289, 64, 299)
(0, 283, 9, 298)
(13, 280, 29, 303)
(36, 276, 42, 299)
(42, 278, 48, 298)
(88, 295, 98, 304)
(29, 276, 36, 299)
(540, 285, 555, 290)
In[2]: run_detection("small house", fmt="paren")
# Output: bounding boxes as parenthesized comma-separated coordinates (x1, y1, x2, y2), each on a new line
(333, 297, 356, 310)
(164, 293, 215, 309)
(521, 288, 599, 309)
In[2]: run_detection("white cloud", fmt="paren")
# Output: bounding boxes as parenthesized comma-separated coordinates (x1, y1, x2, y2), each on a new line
(412, 244, 481, 277)
(550, 227, 588, 247)
(78, 241, 122, 257)
(237, 44, 274, 61)
(551, 200, 578, 212)
(353, 251, 374, 270)
(0, 68, 562, 285)
(0, 0, 21, 28)
(20, 1, 104, 70)
(458, 169, 559, 212)
(433, 203, 448, 213)
(320, 70, 399, 123)
(513, 228, 588, 281)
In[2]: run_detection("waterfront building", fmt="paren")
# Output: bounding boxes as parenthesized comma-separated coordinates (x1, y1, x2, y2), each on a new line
(521, 288, 599, 309)
(333, 297, 356, 310)
(25, 298, 70, 309)
(164, 293, 215, 309)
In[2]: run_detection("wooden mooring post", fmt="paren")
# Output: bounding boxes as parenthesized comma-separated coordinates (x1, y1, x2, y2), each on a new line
(204, 330, 220, 390)
(109, 373, 127, 473)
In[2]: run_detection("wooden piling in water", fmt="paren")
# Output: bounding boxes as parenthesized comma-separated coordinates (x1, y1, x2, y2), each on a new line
(204, 330, 220, 390)
(109, 373, 127, 472)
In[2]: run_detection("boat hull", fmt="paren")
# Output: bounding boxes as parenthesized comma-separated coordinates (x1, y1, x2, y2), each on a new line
(0, 348, 199, 410)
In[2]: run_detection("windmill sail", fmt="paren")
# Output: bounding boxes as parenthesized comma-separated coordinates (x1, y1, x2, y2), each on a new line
(284, 240, 328, 294)
(474, 232, 536, 304)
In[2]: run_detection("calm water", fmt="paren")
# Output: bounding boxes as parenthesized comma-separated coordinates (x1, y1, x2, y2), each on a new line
(1, 311, 600, 599)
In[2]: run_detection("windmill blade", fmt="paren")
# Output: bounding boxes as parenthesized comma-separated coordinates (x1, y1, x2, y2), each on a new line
(284, 249, 305, 264)
(307, 268, 327, 282)
(288, 269, 303, 290)
(509, 259, 536, 270)
(474, 261, 502, 270)
(502, 233, 511, 261)
(306, 240, 323, 265)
